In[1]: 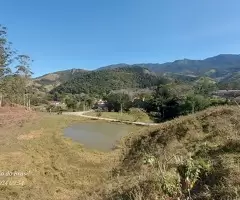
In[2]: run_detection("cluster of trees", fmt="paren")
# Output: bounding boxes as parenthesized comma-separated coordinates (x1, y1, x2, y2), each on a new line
(93, 77, 227, 122)
(47, 92, 94, 111)
(49, 74, 228, 121)
(0, 25, 33, 108)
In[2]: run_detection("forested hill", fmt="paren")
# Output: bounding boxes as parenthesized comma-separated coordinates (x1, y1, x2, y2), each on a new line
(34, 69, 87, 91)
(51, 66, 161, 95)
(35, 54, 240, 93)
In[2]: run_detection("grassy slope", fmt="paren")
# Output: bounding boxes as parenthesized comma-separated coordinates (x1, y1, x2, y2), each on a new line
(0, 111, 119, 200)
(101, 106, 240, 200)
(1, 106, 240, 200)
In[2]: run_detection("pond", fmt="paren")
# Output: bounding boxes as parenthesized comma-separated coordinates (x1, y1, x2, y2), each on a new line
(64, 122, 134, 151)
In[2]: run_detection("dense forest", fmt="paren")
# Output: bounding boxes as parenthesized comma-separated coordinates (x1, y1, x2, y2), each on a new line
(51, 67, 161, 95)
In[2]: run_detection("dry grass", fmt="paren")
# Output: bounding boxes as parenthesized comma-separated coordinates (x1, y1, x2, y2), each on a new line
(100, 106, 240, 200)
(0, 106, 36, 127)
(0, 109, 119, 200)
(1, 106, 240, 200)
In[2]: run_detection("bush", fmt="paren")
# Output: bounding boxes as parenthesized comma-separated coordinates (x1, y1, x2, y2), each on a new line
(128, 108, 150, 122)
(46, 105, 64, 113)
(95, 108, 102, 117)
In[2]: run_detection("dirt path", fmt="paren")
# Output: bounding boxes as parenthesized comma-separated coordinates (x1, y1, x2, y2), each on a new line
(63, 110, 159, 126)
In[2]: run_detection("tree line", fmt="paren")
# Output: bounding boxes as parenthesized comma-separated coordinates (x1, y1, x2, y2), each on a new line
(98, 77, 227, 122)
(50, 74, 228, 122)
(0, 25, 33, 108)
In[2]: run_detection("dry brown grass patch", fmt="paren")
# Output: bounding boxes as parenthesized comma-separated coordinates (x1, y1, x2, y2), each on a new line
(17, 129, 43, 140)
(100, 106, 240, 200)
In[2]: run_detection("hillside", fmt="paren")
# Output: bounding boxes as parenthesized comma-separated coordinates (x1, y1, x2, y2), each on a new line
(33, 68, 87, 91)
(100, 106, 240, 200)
(51, 66, 161, 95)
(218, 72, 240, 89)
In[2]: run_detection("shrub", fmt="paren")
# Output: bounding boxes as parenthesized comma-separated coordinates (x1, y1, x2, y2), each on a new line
(128, 108, 150, 122)
(95, 108, 102, 117)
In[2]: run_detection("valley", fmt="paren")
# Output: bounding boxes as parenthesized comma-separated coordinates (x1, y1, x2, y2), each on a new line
(0, 22, 240, 200)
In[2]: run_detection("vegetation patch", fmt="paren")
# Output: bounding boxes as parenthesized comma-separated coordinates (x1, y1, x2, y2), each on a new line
(99, 106, 240, 200)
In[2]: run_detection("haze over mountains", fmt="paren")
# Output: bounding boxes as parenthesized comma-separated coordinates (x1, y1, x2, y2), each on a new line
(34, 54, 240, 92)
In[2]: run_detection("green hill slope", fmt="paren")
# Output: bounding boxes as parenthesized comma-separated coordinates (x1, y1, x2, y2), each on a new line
(218, 72, 240, 89)
(51, 66, 162, 95)
(33, 69, 87, 91)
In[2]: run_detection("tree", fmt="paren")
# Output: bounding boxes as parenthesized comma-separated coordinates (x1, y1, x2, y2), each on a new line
(0, 25, 33, 108)
(181, 93, 211, 114)
(86, 97, 93, 109)
(145, 84, 183, 121)
(105, 92, 131, 112)
(15, 55, 33, 77)
(151, 85, 175, 119)
(0, 25, 15, 106)
(194, 77, 217, 96)
(53, 92, 61, 101)
(15, 54, 33, 109)
(0, 25, 13, 79)
(65, 97, 77, 111)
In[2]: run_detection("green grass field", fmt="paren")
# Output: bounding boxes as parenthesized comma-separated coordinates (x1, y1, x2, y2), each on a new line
(85, 111, 153, 123)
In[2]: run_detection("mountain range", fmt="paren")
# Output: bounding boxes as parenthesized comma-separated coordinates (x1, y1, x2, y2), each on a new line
(34, 54, 240, 92)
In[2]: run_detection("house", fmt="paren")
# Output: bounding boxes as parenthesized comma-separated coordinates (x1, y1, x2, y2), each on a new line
(93, 99, 107, 110)
(49, 101, 65, 106)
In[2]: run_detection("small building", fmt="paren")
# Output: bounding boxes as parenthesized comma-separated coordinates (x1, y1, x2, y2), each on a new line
(93, 99, 108, 110)
(49, 101, 65, 106)
(97, 99, 106, 105)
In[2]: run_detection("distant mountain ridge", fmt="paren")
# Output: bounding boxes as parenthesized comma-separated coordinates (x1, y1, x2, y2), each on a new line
(98, 54, 240, 77)
(34, 54, 240, 92)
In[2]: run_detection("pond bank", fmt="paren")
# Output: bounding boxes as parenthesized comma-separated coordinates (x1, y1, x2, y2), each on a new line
(63, 111, 159, 126)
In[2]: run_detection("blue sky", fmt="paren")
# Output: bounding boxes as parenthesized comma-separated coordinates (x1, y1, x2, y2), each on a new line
(1, 0, 240, 77)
